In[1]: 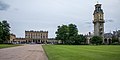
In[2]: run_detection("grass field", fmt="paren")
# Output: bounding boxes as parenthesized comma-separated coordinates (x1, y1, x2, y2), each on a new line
(0, 44, 20, 49)
(43, 45, 120, 60)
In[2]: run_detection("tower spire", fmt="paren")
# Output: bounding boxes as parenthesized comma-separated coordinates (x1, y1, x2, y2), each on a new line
(97, 1, 99, 4)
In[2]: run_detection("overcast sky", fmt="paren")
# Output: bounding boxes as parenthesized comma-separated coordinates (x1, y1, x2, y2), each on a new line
(0, 0, 120, 38)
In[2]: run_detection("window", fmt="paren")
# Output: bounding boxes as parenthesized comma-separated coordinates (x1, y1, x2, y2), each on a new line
(43, 36, 45, 38)
(99, 14, 101, 19)
(41, 36, 42, 38)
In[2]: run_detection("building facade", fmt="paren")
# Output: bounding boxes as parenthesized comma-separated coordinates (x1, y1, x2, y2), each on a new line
(93, 3, 105, 43)
(25, 30, 48, 43)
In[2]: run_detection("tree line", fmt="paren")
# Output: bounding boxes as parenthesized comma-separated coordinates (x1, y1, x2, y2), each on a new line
(55, 24, 103, 45)
(0, 20, 10, 44)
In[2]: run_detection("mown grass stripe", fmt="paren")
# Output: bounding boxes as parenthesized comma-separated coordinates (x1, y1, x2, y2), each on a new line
(43, 45, 120, 60)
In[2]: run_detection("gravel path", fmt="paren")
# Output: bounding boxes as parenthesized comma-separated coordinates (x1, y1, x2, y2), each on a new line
(0, 44, 48, 60)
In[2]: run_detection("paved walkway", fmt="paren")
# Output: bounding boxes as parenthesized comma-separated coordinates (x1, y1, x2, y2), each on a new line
(0, 44, 48, 60)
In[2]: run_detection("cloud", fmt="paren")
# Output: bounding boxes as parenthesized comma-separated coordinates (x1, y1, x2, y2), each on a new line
(105, 19, 114, 23)
(85, 21, 92, 24)
(0, 1, 9, 11)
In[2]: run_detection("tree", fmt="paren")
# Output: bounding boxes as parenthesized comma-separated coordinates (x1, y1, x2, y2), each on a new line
(68, 24, 78, 44)
(91, 36, 102, 45)
(0, 22, 3, 43)
(74, 34, 86, 45)
(0, 20, 10, 43)
(55, 25, 69, 44)
(55, 24, 86, 45)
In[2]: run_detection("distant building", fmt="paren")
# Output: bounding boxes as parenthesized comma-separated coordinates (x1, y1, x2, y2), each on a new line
(9, 30, 48, 44)
(104, 33, 112, 44)
(9, 33, 16, 43)
(25, 30, 48, 44)
(47, 38, 61, 44)
(85, 32, 94, 44)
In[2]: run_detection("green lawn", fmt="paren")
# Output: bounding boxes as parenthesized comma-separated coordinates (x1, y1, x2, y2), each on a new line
(0, 44, 20, 49)
(43, 45, 120, 60)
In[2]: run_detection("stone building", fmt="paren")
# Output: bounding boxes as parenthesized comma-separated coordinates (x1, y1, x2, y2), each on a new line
(93, 3, 105, 43)
(9, 33, 16, 43)
(104, 30, 120, 44)
(113, 30, 120, 43)
(13, 38, 27, 44)
(25, 30, 48, 44)
(104, 33, 112, 44)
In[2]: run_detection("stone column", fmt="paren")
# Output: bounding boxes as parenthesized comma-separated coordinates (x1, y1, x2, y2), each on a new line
(86, 37, 90, 44)
(119, 37, 120, 43)
(107, 38, 109, 44)
(87, 38, 90, 44)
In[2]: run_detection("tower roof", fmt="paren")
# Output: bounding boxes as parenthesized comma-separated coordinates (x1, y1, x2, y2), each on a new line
(93, 3, 104, 15)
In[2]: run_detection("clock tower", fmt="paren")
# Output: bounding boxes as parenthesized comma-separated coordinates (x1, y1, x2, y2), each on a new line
(93, 3, 105, 43)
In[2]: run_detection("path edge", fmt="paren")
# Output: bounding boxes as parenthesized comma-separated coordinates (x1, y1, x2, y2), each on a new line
(42, 44, 48, 60)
